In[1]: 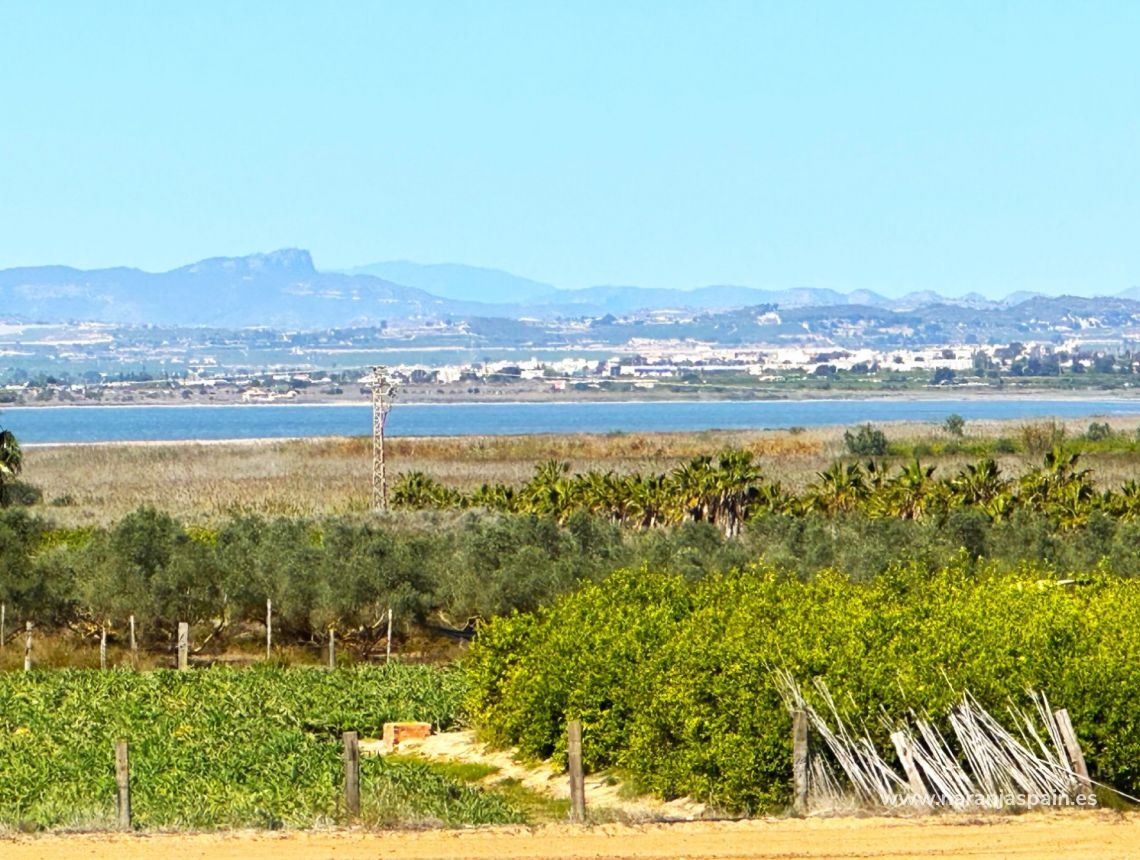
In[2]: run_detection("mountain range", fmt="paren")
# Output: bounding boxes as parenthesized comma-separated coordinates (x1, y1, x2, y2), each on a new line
(0, 248, 1135, 329)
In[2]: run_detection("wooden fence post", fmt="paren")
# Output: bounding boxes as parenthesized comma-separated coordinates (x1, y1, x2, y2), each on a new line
(129, 614, 137, 668)
(792, 709, 809, 814)
(343, 731, 361, 818)
(890, 731, 929, 803)
(385, 606, 393, 664)
(328, 628, 336, 669)
(266, 599, 272, 659)
(1054, 708, 1092, 795)
(100, 625, 107, 671)
(177, 622, 189, 671)
(568, 719, 586, 823)
(115, 740, 131, 829)
(23, 621, 32, 672)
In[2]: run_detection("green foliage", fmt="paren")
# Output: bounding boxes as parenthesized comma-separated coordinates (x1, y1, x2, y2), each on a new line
(943, 413, 965, 436)
(0, 480, 42, 507)
(391, 472, 462, 508)
(843, 423, 889, 456)
(362, 755, 522, 827)
(1085, 421, 1113, 441)
(0, 427, 33, 509)
(468, 565, 1140, 813)
(992, 436, 1017, 454)
(466, 568, 690, 768)
(0, 427, 22, 486)
(10, 443, 1140, 646)
(0, 664, 478, 828)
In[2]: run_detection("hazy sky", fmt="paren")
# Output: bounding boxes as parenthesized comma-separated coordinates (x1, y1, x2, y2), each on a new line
(2, 1, 1139, 297)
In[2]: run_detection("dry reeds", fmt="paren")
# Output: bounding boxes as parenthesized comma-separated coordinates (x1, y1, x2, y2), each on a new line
(774, 672, 1099, 813)
(21, 416, 1140, 526)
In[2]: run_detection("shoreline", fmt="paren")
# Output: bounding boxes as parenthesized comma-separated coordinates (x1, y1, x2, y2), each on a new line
(20, 411, 1140, 450)
(11, 394, 1140, 448)
(5, 388, 1140, 412)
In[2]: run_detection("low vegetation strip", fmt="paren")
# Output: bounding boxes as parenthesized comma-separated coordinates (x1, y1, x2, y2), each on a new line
(0, 665, 483, 829)
(466, 564, 1140, 813)
(11, 443, 1140, 649)
(393, 443, 1140, 536)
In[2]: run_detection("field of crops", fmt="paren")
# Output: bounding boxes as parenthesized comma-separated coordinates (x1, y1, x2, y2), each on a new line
(0, 664, 527, 829)
(468, 563, 1140, 813)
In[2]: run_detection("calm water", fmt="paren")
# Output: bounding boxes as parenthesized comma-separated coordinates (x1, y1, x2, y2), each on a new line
(6, 398, 1140, 444)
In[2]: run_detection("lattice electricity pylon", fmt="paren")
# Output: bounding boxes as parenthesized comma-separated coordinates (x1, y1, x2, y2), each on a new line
(363, 365, 397, 511)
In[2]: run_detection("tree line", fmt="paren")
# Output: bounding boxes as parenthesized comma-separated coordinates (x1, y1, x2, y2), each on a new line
(6, 487, 1140, 649)
(392, 443, 1140, 535)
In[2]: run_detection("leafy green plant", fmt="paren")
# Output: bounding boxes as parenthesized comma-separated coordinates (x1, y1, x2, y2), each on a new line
(1085, 421, 1112, 442)
(843, 424, 889, 456)
(0, 664, 473, 828)
(467, 563, 1140, 813)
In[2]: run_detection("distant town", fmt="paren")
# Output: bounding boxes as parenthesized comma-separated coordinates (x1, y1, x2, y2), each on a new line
(6, 252, 1140, 406)
(2, 317, 1138, 407)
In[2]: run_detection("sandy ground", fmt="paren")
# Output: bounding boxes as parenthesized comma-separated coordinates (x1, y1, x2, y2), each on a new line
(368, 729, 706, 820)
(4, 813, 1140, 860)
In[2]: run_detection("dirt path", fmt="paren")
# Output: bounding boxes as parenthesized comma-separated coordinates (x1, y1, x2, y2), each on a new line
(5, 813, 1140, 860)
(372, 729, 705, 819)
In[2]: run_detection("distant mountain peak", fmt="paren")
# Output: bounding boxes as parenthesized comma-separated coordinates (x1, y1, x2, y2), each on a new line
(176, 248, 316, 277)
(343, 260, 555, 303)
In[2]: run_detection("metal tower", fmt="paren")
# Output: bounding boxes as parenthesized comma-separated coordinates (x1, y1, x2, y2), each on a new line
(365, 366, 397, 511)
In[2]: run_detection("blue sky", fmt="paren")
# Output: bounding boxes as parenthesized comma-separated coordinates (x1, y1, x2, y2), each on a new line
(1, 1, 1138, 297)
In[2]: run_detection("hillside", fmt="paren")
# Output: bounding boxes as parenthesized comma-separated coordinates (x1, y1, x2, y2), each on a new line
(0, 250, 482, 327)
(3, 249, 1140, 343)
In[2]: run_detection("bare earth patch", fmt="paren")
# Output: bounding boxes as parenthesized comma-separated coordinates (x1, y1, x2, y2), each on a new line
(368, 729, 705, 820)
(5, 813, 1140, 860)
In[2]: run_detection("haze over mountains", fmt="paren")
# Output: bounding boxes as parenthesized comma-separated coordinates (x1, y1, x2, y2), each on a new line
(0, 248, 1136, 329)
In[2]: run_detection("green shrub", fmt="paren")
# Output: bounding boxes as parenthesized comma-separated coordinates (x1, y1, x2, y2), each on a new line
(843, 423, 888, 456)
(992, 436, 1017, 454)
(467, 563, 1140, 812)
(1085, 421, 1113, 442)
(0, 480, 42, 507)
(943, 414, 966, 436)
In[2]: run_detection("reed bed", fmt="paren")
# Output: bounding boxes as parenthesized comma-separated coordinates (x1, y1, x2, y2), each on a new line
(20, 416, 1140, 525)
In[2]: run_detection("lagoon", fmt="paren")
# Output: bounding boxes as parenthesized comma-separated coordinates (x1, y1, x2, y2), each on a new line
(6, 397, 1140, 444)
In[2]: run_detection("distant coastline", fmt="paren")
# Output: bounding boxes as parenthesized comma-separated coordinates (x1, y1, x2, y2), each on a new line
(7, 395, 1140, 447)
(5, 385, 1140, 411)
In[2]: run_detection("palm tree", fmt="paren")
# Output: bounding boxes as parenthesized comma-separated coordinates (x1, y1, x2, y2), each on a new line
(0, 428, 22, 506)
(577, 470, 624, 522)
(881, 460, 936, 520)
(670, 455, 717, 523)
(949, 458, 1007, 506)
(467, 482, 516, 512)
(1018, 447, 1092, 511)
(522, 460, 577, 522)
(1048, 480, 1098, 530)
(754, 481, 795, 516)
(710, 448, 762, 536)
(390, 471, 460, 509)
(624, 474, 672, 529)
(1108, 480, 1140, 520)
(806, 462, 868, 514)
(982, 493, 1016, 524)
